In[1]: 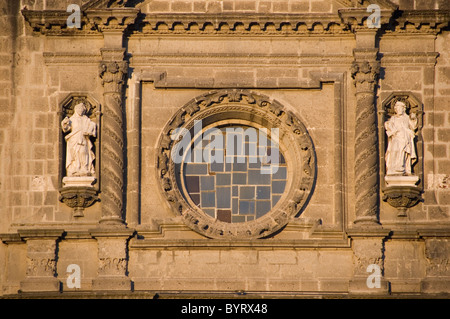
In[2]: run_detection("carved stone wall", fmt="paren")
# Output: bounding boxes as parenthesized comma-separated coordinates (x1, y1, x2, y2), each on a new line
(0, 0, 449, 298)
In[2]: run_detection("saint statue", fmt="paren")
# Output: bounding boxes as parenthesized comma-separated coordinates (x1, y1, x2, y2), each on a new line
(384, 101, 418, 176)
(61, 102, 97, 177)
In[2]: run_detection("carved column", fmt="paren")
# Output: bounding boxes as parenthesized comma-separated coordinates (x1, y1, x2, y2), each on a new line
(18, 229, 64, 292)
(340, 6, 395, 224)
(351, 48, 381, 225)
(86, 8, 139, 225)
(340, 8, 395, 295)
(99, 51, 128, 225)
(87, 8, 138, 291)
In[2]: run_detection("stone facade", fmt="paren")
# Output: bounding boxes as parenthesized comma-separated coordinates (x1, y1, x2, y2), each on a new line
(0, 0, 449, 298)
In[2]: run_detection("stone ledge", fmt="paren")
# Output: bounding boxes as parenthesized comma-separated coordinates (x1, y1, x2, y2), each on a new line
(130, 53, 354, 67)
(0, 233, 24, 244)
(129, 238, 351, 250)
(346, 227, 391, 238)
(3, 289, 448, 299)
(89, 227, 135, 238)
(17, 229, 65, 240)
(418, 229, 450, 238)
(43, 52, 102, 65)
(19, 277, 61, 293)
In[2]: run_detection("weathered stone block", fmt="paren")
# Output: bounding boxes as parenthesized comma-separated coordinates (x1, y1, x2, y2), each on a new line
(171, 1, 193, 12)
(437, 128, 450, 142)
(235, 1, 256, 11)
(193, 1, 206, 12)
(398, 0, 415, 10)
(206, 1, 222, 13)
(291, 1, 309, 13)
(311, 0, 332, 13)
(258, 1, 272, 13)
(148, 0, 170, 12)
(259, 250, 297, 265)
(220, 250, 258, 264)
(222, 0, 233, 11)
(272, 1, 288, 12)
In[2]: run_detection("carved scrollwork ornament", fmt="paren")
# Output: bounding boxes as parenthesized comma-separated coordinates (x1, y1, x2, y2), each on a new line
(59, 186, 99, 218)
(156, 89, 316, 239)
(382, 187, 422, 217)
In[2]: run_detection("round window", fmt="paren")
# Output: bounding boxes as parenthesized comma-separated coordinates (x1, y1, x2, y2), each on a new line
(179, 124, 287, 224)
(157, 89, 315, 239)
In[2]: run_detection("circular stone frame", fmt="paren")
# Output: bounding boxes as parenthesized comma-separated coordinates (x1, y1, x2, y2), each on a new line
(156, 89, 316, 239)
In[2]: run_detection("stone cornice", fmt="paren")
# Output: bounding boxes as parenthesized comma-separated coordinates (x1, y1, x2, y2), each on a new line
(86, 8, 139, 32)
(387, 10, 450, 34)
(338, 7, 395, 31)
(21, 7, 139, 35)
(22, 6, 449, 37)
(134, 12, 351, 35)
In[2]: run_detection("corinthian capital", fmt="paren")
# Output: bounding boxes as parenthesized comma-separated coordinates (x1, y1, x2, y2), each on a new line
(99, 60, 128, 91)
(351, 60, 380, 88)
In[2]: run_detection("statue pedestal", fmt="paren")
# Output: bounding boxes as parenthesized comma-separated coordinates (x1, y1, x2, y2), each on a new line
(62, 176, 96, 187)
(383, 175, 421, 217)
(59, 176, 98, 218)
(385, 175, 419, 187)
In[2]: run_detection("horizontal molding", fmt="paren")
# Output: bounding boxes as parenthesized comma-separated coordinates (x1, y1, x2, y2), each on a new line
(380, 52, 439, 66)
(136, 69, 344, 89)
(43, 51, 438, 67)
(129, 238, 351, 250)
(43, 52, 102, 65)
(130, 53, 354, 67)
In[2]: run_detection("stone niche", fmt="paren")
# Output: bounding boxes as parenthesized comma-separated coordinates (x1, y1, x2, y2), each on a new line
(58, 94, 101, 218)
(380, 92, 423, 217)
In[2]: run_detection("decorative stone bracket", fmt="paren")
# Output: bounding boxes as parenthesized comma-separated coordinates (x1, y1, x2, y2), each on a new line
(59, 186, 99, 218)
(382, 187, 422, 217)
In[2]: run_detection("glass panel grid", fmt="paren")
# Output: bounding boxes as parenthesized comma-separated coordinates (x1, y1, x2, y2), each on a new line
(183, 126, 287, 223)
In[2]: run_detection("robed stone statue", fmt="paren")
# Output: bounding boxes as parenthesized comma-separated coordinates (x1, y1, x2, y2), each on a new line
(61, 102, 97, 177)
(384, 101, 418, 176)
